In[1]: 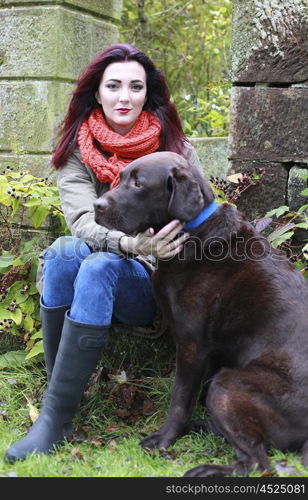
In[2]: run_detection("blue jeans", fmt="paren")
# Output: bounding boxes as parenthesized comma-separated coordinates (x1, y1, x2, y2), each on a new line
(41, 236, 157, 326)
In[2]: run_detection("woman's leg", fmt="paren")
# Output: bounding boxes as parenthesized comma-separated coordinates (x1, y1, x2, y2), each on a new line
(42, 235, 91, 307)
(4, 251, 155, 463)
(70, 252, 156, 326)
(40, 236, 91, 381)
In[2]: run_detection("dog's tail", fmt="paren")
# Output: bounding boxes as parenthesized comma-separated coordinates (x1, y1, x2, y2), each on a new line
(302, 440, 308, 467)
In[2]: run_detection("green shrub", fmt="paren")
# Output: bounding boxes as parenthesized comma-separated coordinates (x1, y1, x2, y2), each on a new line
(0, 166, 69, 361)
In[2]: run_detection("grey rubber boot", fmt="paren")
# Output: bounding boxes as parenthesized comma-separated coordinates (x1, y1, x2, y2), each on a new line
(5, 312, 109, 464)
(40, 298, 70, 383)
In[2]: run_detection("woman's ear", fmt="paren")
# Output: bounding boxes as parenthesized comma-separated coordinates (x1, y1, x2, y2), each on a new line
(95, 91, 101, 105)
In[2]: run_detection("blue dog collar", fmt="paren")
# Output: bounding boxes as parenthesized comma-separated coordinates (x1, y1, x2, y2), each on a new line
(183, 200, 219, 230)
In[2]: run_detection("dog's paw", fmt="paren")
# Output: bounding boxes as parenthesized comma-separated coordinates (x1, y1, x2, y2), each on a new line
(140, 430, 175, 450)
(183, 464, 235, 477)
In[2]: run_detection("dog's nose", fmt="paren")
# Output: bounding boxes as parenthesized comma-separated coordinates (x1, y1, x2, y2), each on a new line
(93, 197, 109, 213)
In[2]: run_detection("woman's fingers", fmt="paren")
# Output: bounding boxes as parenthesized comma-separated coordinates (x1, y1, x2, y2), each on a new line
(153, 220, 184, 242)
(134, 220, 190, 257)
(156, 231, 190, 259)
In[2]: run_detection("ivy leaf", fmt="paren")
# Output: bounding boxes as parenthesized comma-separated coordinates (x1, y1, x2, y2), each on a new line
(267, 223, 295, 245)
(10, 308, 23, 325)
(28, 283, 39, 295)
(29, 206, 49, 228)
(0, 251, 15, 268)
(13, 290, 29, 305)
(0, 351, 26, 369)
(22, 314, 34, 332)
(30, 329, 42, 340)
(20, 297, 35, 315)
(264, 206, 289, 219)
(269, 232, 294, 248)
(0, 309, 11, 321)
(25, 340, 44, 359)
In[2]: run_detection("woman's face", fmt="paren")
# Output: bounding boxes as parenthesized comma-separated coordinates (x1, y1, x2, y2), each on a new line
(96, 60, 147, 136)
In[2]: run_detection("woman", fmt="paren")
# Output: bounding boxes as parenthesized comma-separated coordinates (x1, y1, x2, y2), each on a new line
(5, 43, 202, 463)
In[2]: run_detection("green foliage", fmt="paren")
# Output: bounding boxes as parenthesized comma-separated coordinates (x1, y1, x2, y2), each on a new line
(210, 172, 308, 278)
(260, 202, 308, 276)
(120, 0, 232, 137)
(0, 165, 69, 361)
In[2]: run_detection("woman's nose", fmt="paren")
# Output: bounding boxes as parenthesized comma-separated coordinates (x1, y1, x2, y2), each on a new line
(119, 87, 130, 102)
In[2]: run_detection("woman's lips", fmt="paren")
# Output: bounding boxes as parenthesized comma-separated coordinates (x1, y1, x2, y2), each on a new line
(116, 108, 131, 114)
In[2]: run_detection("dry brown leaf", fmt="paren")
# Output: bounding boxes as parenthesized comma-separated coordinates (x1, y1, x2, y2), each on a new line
(88, 435, 105, 447)
(107, 439, 117, 453)
(227, 173, 244, 184)
(27, 402, 39, 423)
(105, 423, 125, 432)
(71, 447, 84, 461)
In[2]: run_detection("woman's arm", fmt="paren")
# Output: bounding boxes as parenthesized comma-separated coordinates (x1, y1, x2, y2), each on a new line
(57, 150, 128, 254)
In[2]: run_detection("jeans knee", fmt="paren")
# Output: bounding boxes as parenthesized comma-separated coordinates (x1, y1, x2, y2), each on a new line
(77, 252, 123, 281)
(43, 236, 91, 263)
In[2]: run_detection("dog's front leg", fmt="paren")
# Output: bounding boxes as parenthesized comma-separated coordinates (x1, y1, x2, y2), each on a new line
(140, 340, 208, 450)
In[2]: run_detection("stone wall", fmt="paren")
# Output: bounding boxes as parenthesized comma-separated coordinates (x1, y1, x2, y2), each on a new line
(228, 0, 308, 220)
(0, 0, 121, 174)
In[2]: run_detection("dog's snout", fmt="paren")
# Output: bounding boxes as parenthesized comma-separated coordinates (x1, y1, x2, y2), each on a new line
(94, 197, 109, 213)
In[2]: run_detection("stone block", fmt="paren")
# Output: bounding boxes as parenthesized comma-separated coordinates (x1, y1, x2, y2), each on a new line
(62, 0, 122, 19)
(0, 0, 122, 20)
(0, 80, 74, 152)
(228, 160, 288, 221)
(288, 166, 308, 211)
(191, 137, 229, 179)
(57, 8, 119, 80)
(231, 0, 308, 83)
(0, 7, 58, 77)
(0, 6, 119, 79)
(229, 87, 308, 163)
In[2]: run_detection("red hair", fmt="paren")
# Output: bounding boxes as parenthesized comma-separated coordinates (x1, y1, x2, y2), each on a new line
(52, 43, 188, 168)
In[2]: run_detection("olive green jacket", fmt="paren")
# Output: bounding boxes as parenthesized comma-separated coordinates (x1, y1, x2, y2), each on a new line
(36, 143, 202, 293)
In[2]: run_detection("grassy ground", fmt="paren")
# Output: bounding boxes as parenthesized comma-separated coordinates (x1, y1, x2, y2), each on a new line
(1, 339, 308, 478)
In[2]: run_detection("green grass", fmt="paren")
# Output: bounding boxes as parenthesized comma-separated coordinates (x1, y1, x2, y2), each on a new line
(1, 359, 308, 478)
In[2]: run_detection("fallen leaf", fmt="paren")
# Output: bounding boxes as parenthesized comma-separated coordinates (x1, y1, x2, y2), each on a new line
(261, 470, 274, 477)
(105, 423, 125, 432)
(227, 173, 244, 184)
(159, 448, 179, 460)
(7, 378, 17, 385)
(274, 459, 296, 474)
(107, 439, 117, 453)
(27, 402, 39, 423)
(108, 370, 128, 384)
(116, 408, 131, 418)
(88, 435, 105, 447)
(71, 447, 84, 461)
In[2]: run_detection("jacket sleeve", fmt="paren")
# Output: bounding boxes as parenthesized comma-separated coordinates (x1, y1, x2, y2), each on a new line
(57, 150, 131, 254)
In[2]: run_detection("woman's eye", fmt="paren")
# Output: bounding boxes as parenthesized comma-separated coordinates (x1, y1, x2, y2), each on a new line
(131, 84, 144, 91)
(106, 84, 118, 90)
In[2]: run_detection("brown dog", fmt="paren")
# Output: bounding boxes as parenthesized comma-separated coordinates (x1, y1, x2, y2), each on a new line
(94, 151, 308, 477)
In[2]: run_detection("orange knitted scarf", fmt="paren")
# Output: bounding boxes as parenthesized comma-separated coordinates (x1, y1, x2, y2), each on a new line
(78, 109, 161, 188)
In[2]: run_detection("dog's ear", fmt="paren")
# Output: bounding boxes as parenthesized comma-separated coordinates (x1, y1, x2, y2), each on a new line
(167, 167, 206, 221)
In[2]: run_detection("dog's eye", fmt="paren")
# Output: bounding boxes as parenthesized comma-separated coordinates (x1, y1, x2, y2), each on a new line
(134, 177, 142, 188)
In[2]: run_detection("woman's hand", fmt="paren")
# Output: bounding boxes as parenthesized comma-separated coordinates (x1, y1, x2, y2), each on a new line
(119, 220, 189, 259)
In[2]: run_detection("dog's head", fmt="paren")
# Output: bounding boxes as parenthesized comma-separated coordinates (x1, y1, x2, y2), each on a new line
(94, 151, 214, 235)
